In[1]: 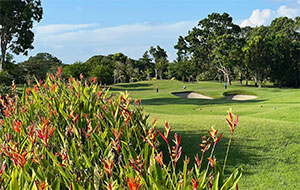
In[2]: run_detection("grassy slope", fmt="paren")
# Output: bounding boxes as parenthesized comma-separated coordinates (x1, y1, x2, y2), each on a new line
(110, 80, 300, 189)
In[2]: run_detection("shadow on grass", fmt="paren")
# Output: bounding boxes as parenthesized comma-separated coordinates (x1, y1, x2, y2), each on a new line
(110, 83, 153, 92)
(110, 87, 152, 92)
(141, 97, 266, 106)
(118, 83, 153, 88)
(158, 130, 261, 177)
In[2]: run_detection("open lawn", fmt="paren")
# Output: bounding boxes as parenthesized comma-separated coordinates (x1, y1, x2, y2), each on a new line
(110, 80, 300, 189)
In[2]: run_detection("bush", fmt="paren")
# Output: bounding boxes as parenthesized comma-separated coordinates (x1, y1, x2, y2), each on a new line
(0, 69, 242, 189)
(0, 71, 13, 86)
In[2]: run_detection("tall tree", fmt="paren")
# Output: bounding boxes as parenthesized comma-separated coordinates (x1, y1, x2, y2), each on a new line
(137, 51, 154, 80)
(269, 17, 300, 87)
(149, 45, 168, 79)
(175, 13, 241, 84)
(0, 0, 43, 71)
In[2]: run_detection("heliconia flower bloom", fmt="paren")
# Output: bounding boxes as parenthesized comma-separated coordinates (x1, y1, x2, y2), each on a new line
(127, 176, 142, 190)
(112, 139, 120, 154)
(112, 128, 122, 140)
(69, 76, 73, 83)
(97, 91, 103, 97)
(209, 127, 218, 140)
(129, 156, 146, 176)
(12, 119, 22, 134)
(26, 88, 31, 95)
(195, 154, 201, 167)
(185, 157, 190, 165)
(226, 110, 239, 135)
(39, 79, 43, 86)
(199, 136, 211, 155)
(158, 129, 169, 146)
(35, 180, 48, 190)
(155, 152, 164, 167)
(208, 157, 216, 168)
(102, 156, 114, 177)
(164, 122, 171, 139)
(56, 67, 62, 78)
(126, 112, 132, 125)
(3, 145, 29, 169)
(80, 73, 83, 80)
(190, 178, 200, 190)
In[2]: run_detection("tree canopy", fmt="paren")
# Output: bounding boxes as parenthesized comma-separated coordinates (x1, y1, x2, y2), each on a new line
(0, 0, 43, 71)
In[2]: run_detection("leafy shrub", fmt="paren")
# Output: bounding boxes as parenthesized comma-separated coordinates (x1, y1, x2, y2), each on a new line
(0, 71, 13, 85)
(0, 69, 242, 189)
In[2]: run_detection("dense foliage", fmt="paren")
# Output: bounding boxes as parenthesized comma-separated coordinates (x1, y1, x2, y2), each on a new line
(0, 0, 43, 71)
(1, 12, 299, 87)
(0, 70, 241, 189)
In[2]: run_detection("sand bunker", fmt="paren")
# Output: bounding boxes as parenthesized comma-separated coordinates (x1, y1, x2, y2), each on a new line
(225, 95, 257, 100)
(172, 91, 213, 99)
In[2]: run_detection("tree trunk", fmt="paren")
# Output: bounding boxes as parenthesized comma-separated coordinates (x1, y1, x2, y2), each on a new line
(154, 69, 158, 79)
(254, 73, 258, 87)
(0, 35, 7, 71)
(0, 44, 6, 72)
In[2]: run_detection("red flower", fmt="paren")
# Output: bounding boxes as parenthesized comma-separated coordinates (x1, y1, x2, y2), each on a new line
(226, 110, 239, 135)
(56, 67, 62, 78)
(127, 176, 142, 190)
(209, 127, 223, 145)
(12, 120, 22, 134)
(102, 156, 114, 177)
(155, 152, 164, 167)
(208, 157, 216, 168)
(190, 178, 200, 190)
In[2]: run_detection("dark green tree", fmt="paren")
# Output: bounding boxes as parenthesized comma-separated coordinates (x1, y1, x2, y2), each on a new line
(269, 17, 300, 87)
(175, 13, 241, 84)
(19, 52, 62, 81)
(137, 51, 154, 80)
(242, 26, 272, 87)
(149, 45, 168, 79)
(63, 61, 87, 80)
(0, 0, 43, 71)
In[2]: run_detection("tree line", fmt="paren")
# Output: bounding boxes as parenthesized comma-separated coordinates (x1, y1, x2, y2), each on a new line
(1, 2, 299, 87)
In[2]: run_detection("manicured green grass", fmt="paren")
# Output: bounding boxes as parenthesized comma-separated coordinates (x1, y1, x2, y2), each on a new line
(110, 80, 300, 189)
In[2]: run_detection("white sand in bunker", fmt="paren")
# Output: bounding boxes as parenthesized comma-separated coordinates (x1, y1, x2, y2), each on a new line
(225, 95, 257, 100)
(172, 91, 213, 99)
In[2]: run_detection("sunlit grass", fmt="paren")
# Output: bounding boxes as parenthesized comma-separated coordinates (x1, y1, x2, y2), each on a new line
(110, 80, 300, 189)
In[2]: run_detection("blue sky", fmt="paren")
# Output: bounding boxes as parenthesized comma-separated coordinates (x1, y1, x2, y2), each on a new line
(14, 0, 300, 64)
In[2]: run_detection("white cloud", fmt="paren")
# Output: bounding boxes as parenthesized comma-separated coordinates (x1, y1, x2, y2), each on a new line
(240, 9, 275, 27)
(240, 2, 300, 27)
(16, 21, 197, 63)
(35, 24, 97, 35)
(277, 5, 299, 17)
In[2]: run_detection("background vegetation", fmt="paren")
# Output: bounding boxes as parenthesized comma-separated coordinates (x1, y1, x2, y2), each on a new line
(1, 13, 299, 88)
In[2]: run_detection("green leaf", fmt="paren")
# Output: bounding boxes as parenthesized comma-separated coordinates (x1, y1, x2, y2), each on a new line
(10, 168, 20, 190)
(27, 176, 36, 190)
(51, 177, 61, 190)
(212, 172, 220, 190)
(82, 153, 92, 168)
(220, 167, 242, 190)
(148, 175, 169, 190)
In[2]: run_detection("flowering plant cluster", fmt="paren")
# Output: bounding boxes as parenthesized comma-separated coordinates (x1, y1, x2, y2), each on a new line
(0, 69, 241, 189)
